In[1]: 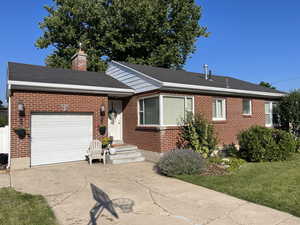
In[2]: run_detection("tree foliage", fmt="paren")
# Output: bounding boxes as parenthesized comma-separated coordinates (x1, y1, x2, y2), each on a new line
(276, 90, 300, 137)
(259, 81, 276, 89)
(36, 0, 209, 71)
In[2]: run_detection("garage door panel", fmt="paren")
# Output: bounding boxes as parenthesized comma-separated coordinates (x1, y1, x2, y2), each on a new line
(31, 113, 93, 166)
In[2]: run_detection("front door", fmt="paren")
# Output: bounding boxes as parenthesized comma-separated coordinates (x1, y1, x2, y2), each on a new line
(108, 100, 123, 144)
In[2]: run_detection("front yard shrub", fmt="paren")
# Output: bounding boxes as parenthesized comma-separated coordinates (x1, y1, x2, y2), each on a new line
(208, 157, 245, 173)
(156, 149, 206, 177)
(238, 126, 297, 162)
(222, 143, 239, 158)
(178, 114, 217, 158)
(224, 158, 246, 172)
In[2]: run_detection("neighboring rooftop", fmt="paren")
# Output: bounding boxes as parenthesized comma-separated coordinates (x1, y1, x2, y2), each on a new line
(8, 62, 131, 89)
(117, 61, 284, 94)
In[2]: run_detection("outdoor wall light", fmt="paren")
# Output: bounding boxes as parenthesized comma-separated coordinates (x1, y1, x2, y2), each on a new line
(18, 103, 25, 117)
(100, 104, 105, 116)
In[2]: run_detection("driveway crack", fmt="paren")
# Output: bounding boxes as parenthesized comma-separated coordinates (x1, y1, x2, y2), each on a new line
(203, 202, 248, 225)
(51, 175, 89, 208)
(133, 179, 203, 225)
(134, 179, 171, 215)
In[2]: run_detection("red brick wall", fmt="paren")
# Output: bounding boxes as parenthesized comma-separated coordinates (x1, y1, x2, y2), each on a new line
(201, 96, 266, 145)
(10, 91, 108, 159)
(10, 90, 268, 159)
(122, 92, 161, 152)
(122, 91, 267, 153)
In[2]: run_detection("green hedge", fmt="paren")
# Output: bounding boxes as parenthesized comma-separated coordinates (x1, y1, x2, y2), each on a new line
(238, 126, 297, 162)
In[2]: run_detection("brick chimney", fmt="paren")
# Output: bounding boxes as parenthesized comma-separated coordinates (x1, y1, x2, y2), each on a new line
(71, 49, 87, 71)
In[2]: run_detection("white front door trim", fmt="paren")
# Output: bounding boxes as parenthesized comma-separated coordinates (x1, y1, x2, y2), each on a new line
(108, 100, 123, 143)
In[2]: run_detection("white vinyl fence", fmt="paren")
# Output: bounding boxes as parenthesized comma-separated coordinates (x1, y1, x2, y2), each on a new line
(0, 126, 9, 154)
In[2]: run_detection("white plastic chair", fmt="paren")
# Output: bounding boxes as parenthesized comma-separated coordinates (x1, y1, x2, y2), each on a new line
(87, 140, 108, 165)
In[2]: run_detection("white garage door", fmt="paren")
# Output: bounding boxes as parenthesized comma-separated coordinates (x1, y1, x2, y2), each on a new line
(31, 113, 93, 166)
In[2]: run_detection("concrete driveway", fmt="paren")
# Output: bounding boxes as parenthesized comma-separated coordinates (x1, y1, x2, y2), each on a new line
(2, 162, 300, 225)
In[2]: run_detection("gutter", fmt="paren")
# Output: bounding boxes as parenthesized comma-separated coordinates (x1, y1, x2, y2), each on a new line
(8, 80, 135, 95)
(161, 82, 286, 98)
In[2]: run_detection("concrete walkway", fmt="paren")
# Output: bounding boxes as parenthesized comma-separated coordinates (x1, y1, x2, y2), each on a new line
(1, 162, 300, 225)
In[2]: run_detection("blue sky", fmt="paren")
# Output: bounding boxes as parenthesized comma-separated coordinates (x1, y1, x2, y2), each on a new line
(1, 0, 300, 104)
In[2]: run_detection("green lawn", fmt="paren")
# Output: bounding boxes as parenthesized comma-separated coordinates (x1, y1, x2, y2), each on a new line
(177, 154, 300, 217)
(0, 188, 58, 225)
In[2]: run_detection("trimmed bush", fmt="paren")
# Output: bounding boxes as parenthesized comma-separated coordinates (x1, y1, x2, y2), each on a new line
(238, 126, 297, 162)
(156, 149, 206, 177)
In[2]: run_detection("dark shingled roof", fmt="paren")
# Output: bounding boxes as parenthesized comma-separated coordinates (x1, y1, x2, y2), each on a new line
(118, 62, 284, 94)
(8, 62, 131, 89)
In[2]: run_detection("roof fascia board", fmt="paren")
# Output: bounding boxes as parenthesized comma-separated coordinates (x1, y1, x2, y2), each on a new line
(111, 61, 163, 86)
(8, 80, 135, 94)
(10, 85, 133, 96)
(162, 82, 285, 98)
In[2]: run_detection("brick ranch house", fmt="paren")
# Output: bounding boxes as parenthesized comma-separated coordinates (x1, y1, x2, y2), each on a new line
(6, 50, 285, 169)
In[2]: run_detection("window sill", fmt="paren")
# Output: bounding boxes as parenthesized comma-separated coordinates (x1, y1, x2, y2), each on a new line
(136, 126, 180, 131)
(212, 120, 227, 124)
(242, 114, 252, 118)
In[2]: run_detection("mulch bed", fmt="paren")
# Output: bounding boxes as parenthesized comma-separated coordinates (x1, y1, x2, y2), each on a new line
(200, 163, 228, 176)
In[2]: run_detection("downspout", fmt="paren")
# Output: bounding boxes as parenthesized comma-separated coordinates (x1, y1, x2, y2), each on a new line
(7, 91, 11, 169)
(6, 64, 11, 169)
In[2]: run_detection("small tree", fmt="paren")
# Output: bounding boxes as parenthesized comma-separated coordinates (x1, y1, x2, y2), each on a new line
(178, 114, 217, 158)
(259, 81, 276, 89)
(276, 90, 300, 137)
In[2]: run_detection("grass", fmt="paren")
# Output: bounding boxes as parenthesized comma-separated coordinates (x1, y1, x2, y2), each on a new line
(0, 188, 58, 225)
(177, 154, 300, 217)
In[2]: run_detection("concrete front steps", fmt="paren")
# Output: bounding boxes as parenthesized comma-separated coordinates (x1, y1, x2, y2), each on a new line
(107, 145, 145, 164)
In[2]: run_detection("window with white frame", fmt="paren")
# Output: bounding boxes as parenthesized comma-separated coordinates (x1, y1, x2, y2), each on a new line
(265, 101, 278, 127)
(138, 95, 194, 126)
(163, 96, 193, 125)
(139, 96, 159, 125)
(213, 98, 226, 120)
(242, 99, 252, 115)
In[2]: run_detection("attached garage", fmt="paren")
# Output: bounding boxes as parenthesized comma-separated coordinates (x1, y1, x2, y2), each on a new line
(31, 113, 93, 166)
